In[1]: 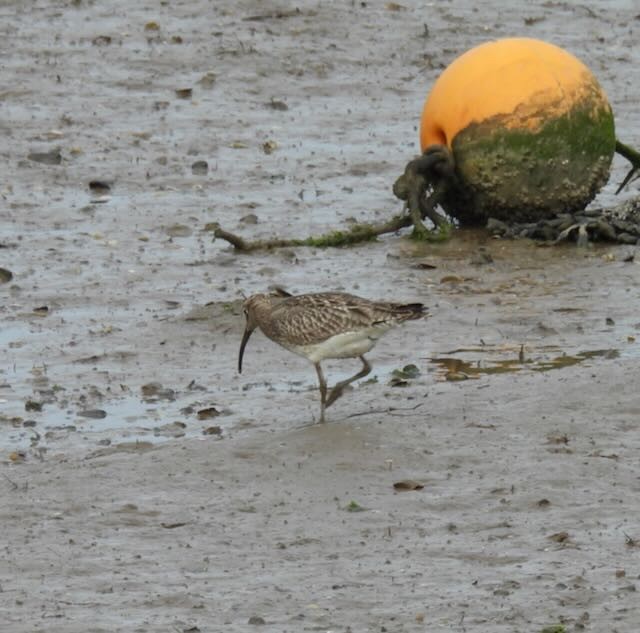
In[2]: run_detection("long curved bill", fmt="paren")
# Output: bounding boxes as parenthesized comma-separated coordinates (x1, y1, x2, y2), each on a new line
(238, 327, 254, 373)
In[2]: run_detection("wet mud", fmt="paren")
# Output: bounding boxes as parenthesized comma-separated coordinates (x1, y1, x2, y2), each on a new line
(1, 1, 640, 632)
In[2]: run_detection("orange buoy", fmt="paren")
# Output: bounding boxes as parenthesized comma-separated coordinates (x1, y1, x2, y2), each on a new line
(419, 38, 616, 224)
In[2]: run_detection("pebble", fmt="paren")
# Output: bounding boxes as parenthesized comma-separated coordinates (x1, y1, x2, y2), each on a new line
(77, 409, 107, 419)
(191, 160, 208, 175)
(27, 149, 62, 165)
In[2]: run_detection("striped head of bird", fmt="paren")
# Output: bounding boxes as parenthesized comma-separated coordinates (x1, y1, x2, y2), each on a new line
(238, 289, 291, 373)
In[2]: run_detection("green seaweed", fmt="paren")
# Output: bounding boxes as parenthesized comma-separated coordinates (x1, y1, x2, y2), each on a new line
(344, 500, 367, 512)
(410, 219, 452, 242)
(448, 99, 616, 223)
(459, 103, 615, 162)
(301, 226, 379, 248)
(391, 364, 421, 379)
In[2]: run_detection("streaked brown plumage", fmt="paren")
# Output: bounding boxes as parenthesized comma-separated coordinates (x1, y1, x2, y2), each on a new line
(238, 289, 427, 422)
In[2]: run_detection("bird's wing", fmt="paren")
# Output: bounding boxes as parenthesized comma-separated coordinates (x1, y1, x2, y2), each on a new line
(270, 293, 382, 346)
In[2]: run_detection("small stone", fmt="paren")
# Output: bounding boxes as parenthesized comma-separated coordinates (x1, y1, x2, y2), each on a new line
(266, 99, 288, 111)
(92, 35, 112, 46)
(25, 400, 43, 412)
(528, 225, 557, 241)
(445, 372, 469, 381)
(165, 224, 193, 238)
(27, 149, 62, 165)
(248, 616, 266, 625)
(393, 480, 425, 491)
(240, 213, 258, 225)
(191, 160, 208, 175)
(593, 220, 616, 241)
(547, 531, 570, 543)
(486, 217, 509, 235)
(89, 180, 112, 193)
(197, 71, 216, 87)
(141, 382, 176, 401)
(77, 409, 107, 419)
(617, 232, 638, 245)
(262, 140, 277, 154)
(470, 247, 493, 265)
(153, 422, 186, 438)
(197, 407, 220, 420)
(547, 214, 573, 228)
(440, 275, 464, 284)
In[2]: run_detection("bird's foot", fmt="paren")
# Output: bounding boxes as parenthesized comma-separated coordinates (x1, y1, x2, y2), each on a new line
(325, 386, 344, 409)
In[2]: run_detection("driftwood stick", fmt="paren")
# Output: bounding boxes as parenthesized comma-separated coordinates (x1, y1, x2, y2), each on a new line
(205, 213, 414, 252)
(207, 223, 305, 251)
(208, 224, 251, 250)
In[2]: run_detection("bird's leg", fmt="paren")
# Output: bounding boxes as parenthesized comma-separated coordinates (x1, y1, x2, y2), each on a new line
(325, 356, 372, 409)
(315, 362, 328, 423)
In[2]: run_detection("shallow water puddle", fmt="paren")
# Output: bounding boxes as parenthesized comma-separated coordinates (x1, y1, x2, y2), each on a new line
(0, 390, 227, 455)
(431, 347, 620, 381)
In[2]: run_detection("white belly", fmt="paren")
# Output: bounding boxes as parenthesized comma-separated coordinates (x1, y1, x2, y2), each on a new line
(288, 325, 391, 363)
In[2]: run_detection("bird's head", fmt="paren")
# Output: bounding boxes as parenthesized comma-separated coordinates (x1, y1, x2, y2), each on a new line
(238, 289, 292, 373)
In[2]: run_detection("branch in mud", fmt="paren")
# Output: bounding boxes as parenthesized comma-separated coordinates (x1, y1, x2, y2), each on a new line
(615, 140, 640, 194)
(206, 213, 416, 251)
(206, 149, 456, 252)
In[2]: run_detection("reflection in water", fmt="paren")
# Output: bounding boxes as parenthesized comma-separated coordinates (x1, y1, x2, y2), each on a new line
(431, 348, 620, 381)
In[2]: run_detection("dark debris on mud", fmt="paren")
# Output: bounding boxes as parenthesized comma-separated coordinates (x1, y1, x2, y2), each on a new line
(487, 195, 640, 245)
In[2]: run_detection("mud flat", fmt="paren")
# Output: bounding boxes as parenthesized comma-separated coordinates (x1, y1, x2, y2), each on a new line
(1, 1, 640, 631)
